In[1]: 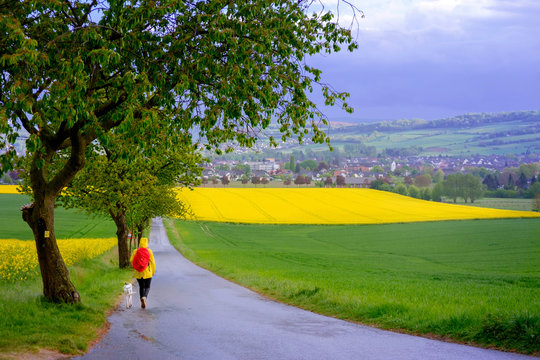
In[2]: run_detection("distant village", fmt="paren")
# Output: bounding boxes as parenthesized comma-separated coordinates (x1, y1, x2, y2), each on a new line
(2, 140, 539, 189)
(201, 152, 540, 188)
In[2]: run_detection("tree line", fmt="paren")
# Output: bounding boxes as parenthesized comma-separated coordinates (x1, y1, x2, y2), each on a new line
(364, 173, 483, 204)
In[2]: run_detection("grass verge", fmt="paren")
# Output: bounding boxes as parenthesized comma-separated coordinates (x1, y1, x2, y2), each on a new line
(0, 247, 132, 356)
(164, 218, 540, 355)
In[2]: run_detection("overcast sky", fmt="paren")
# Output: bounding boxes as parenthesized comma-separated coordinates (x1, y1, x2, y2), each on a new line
(309, 0, 540, 121)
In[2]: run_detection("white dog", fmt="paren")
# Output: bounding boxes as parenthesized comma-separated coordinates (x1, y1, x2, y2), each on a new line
(123, 283, 134, 309)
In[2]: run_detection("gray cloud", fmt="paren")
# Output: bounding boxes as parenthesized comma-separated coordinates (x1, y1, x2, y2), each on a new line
(309, 0, 540, 120)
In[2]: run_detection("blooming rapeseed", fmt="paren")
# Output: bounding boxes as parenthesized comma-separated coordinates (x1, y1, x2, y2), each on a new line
(0, 238, 116, 281)
(0, 185, 21, 194)
(176, 188, 540, 224)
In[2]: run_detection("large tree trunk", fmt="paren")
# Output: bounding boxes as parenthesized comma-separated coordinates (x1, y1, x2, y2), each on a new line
(22, 195, 80, 303)
(109, 207, 130, 268)
(21, 128, 90, 303)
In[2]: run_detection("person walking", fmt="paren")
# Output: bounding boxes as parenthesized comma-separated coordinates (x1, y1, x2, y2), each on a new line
(130, 237, 155, 309)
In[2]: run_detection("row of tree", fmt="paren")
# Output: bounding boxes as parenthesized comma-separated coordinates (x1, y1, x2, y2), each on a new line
(368, 173, 484, 203)
(0, 1, 359, 302)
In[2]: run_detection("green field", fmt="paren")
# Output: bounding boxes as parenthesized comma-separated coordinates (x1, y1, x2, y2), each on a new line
(1, 194, 115, 240)
(275, 112, 540, 156)
(166, 218, 540, 354)
(448, 198, 536, 212)
(331, 127, 540, 156)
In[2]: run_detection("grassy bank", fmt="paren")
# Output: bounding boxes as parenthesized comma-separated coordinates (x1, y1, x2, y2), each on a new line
(0, 248, 132, 356)
(0, 193, 128, 356)
(165, 218, 540, 354)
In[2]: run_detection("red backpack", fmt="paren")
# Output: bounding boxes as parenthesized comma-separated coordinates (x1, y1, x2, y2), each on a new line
(132, 248, 150, 272)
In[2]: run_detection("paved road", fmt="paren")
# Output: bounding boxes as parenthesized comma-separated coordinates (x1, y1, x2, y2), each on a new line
(75, 218, 535, 360)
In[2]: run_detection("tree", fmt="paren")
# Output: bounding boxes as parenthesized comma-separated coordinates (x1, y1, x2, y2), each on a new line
(408, 185, 420, 199)
(123, 184, 185, 252)
(251, 176, 261, 185)
(525, 182, 540, 199)
(318, 161, 329, 172)
(404, 175, 413, 185)
(519, 163, 539, 179)
(294, 175, 305, 185)
(420, 165, 434, 176)
(370, 179, 384, 190)
(501, 173, 517, 190)
(295, 163, 301, 174)
(234, 164, 251, 177)
(441, 173, 483, 203)
(336, 175, 346, 187)
(420, 187, 431, 201)
(221, 175, 230, 185)
(284, 177, 292, 186)
(517, 172, 528, 190)
(1, 172, 13, 184)
(261, 176, 269, 185)
(1, 1, 359, 302)
(469, 166, 489, 179)
(56, 131, 202, 267)
(371, 165, 384, 174)
(289, 156, 295, 172)
(483, 174, 499, 191)
(442, 174, 461, 203)
(414, 174, 431, 188)
(324, 176, 333, 187)
(431, 182, 443, 202)
(394, 183, 407, 195)
(433, 169, 445, 183)
(462, 174, 483, 203)
(299, 159, 318, 171)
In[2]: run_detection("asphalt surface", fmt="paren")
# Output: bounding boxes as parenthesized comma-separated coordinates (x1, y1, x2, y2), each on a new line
(74, 218, 536, 360)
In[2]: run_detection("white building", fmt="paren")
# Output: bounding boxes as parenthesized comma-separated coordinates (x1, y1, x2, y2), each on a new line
(246, 160, 280, 172)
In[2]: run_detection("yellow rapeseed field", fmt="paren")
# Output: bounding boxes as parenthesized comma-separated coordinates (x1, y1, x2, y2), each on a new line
(176, 187, 540, 224)
(0, 238, 116, 281)
(0, 185, 21, 194)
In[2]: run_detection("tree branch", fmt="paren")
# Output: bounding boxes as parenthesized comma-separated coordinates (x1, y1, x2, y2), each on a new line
(15, 110, 38, 135)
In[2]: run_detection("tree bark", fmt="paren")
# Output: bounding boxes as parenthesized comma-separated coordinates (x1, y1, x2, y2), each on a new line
(20, 128, 90, 303)
(109, 207, 130, 268)
(22, 198, 80, 303)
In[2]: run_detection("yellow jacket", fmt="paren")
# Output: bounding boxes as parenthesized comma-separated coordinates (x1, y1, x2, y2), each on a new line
(130, 237, 155, 279)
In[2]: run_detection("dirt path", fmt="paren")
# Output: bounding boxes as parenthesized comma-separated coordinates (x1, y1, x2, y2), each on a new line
(74, 218, 535, 360)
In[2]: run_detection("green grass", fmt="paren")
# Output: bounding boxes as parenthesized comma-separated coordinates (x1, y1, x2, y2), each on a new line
(165, 218, 540, 354)
(449, 198, 535, 212)
(0, 194, 128, 356)
(0, 194, 116, 240)
(0, 248, 132, 356)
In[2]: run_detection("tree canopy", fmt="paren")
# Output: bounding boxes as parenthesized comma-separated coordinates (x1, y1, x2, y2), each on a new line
(0, 0, 359, 302)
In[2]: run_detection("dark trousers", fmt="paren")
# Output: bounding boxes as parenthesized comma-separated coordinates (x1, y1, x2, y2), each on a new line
(137, 277, 152, 298)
